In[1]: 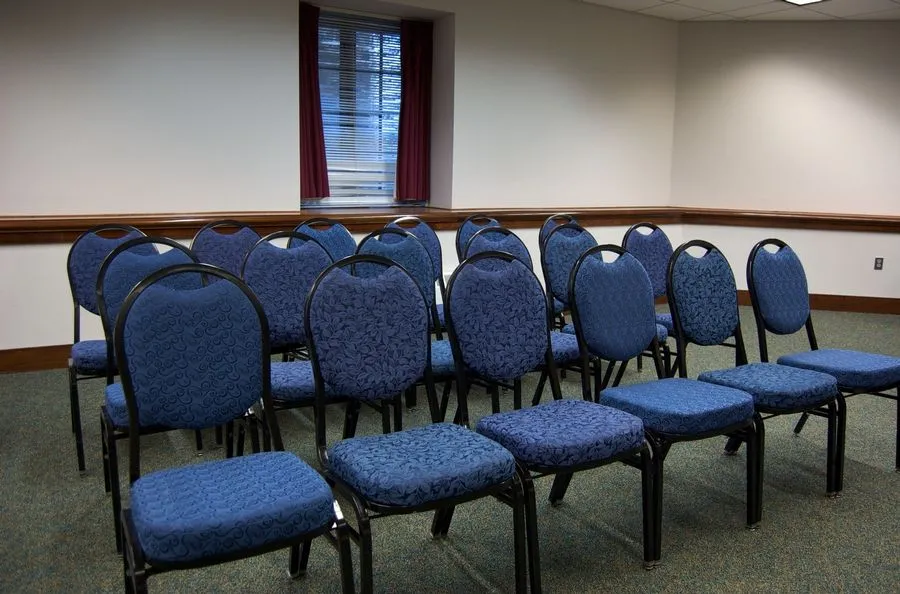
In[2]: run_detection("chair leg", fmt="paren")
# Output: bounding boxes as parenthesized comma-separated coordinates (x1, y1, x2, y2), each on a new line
(532, 371, 548, 407)
(746, 416, 764, 529)
(194, 429, 203, 452)
(837, 393, 848, 489)
(510, 476, 529, 594)
(288, 539, 313, 578)
(343, 401, 361, 439)
(381, 402, 392, 434)
(431, 506, 457, 538)
(489, 384, 500, 414)
(225, 422, 234, 458)
(826, 400, 839, 496)
(122, 511, 147, 594)
(101, 416, 111, 493)
(405, 385, 417, 409)
(640, 446, 658, 568)
(516, 464, 542, 594)
(648, 437, 666, 564)
(794, 412, 810, 435)
(895, 388, 900, 472)
(637, 353, 643, 372)
(107, 420, 124, 553)
(215, 424, 223, 446)
(335, 520, 356, 594)
(548, 472, 574, 507)
(393, 394, 403, 432)
(69, 365, 86, 473)
(513, 379, 522, 410)
(439, 381, 452, 422)
(724, 436, 742, 455)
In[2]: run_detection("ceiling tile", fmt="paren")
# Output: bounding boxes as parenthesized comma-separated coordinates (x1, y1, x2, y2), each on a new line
(747, 6, 836, 19)
(845, 7, 900, 19)
(724, 1, 792, 18)
(581, 0, 668, 11)
(805, 0, 900, 18)
(639, 3, 714, 19)
(677, 0, 772, 12)
(690, 12, 746, 20)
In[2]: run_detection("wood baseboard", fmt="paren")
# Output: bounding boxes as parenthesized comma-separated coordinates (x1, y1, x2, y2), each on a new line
(2, 291, 897, 374)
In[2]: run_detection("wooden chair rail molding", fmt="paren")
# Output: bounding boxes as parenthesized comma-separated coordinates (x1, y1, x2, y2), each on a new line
(1, 206, 898, 245)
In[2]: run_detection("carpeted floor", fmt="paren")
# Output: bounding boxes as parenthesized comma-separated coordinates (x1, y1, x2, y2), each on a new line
(1, 308, 898, 593)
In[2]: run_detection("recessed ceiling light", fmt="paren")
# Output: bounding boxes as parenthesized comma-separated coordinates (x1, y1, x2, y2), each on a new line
(780, 0, 829, 5)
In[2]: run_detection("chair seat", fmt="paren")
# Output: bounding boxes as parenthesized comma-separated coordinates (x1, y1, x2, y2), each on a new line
(328, 423, 515, 508)
(699, 363, 838, 411)
(655, 312, 673, 333)
(550, 331, 580, 365)
(777, 349, 900, 391)
(271, 361, 318, 403)
(130, 451, 335, 564)
(105, 382, 129, 429)
(476, 399, 644, 468)
(71, 340, 111, 375)
(431, 339, 456, 377)
(600, 378, 754, 435)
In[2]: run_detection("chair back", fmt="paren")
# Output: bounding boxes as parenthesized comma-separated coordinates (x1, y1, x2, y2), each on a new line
(241, 231, 333, 351)
(541, 222, 598, 308)
(747, 239, 811, 336)
(357, 229, 435, 308)
(68, 225, 151, 318)
(446, 252, 549, 382)
(455, 214, 500, 260)
(306, 255, 430, 404)
(116, 264, 282, 478)
(290, 218, 356, 261)
(387, 216, 443, 285)
(190, 220, 261, 279)
(623, 223, 673, 300)
(463, 227, 533, 271)
(538, 213, 577, 248)
(570, 245, 657, 362)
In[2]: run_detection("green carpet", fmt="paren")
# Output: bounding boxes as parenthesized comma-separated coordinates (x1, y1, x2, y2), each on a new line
(1, 308, 898, 593)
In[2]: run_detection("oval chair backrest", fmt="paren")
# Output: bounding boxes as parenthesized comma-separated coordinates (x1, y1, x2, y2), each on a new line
(446, 252, 548, 382)
(570, 246, 657, 362)
(387, 216, 443, 283)
(241, 231, 333, 349)
(541, 222, 598, 307)
(68, 225, 153, 315)
(455, 214, 500, 260)
(622, 223, 673, 300)
(357, 229, 436, 308)
(668, 241, 739, 347)
(190, 220, 261, 279)
(306, 256, 429, 402)
(97, 237, 200, 341)
(290, 218, 356, 262)
(748, 239, 811, 335)
(538, 213, 577, 248)
(463, 227, 533, 271)
(116, 265, 269, 431)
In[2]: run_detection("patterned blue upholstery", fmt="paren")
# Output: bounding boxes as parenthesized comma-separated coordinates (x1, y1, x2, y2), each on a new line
(465, 231, 533, 271)
(656, 312, 674, 333)
(358, 234, 435, 307)
(448, 258, 547, 381)
(700, 363, 838, 410)
(69, 229, 151, 315)
(386, 219, 443, 281)
(71, 339, 110, 375)
(430, 339, 456, 377)
(477, 399, 644, 468)
(778, 349, 900, 391)
(550, 331, 580, 365)
(572, 251, 657, 361)
(750, 245, 811, 335)
(456, 217, 500, 258)
(562, 323, 575, 335)
(119, 280, 265, 429)
(292, 222, 356, 261)
(601, 378, 754, 435)
(543, 227, 597, 306)
(100, 248, 198, 334)
(271, 361, 322, 403)
(552, 297, 566, 315)
(307, 266, 428, 401)
(242, 240, 332, 350)
(623, 226, 673, 299)
(130, 452, 335, 564)
(191, 225, 260, 279)
(539, 216, 576, 247)
(670, 248, 739, 346)
(104, 382, 129, 429)
(328, 423, 515, 507)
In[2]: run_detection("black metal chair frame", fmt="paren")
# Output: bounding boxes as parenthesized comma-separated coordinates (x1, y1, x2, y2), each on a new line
(190, 219, 259, 254)
(305, 255, 527, 594)
(748, 238, 894, 477)
(454, 213, 499, 261)
(539, 214, 577, 331)
(289, 217, 356, 259)
(116, 264, 353, 594)
(66, 224, 147, 473)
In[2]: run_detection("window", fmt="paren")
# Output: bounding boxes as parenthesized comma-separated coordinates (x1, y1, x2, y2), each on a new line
(318, 12, 401, 203)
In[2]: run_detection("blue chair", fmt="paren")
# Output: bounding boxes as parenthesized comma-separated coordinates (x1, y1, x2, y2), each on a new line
(538, 213, 576, 250)
(570, 245, 761, 563)
(455, 213, 500, 261)
(540, 222, 597, 318)
(66, 224, 151, 472)
(668, 240, 843, 496)
(387, 215, 446, 321)
(290, 217, 356, 262)
(305, 255, 528, 594)
(463, 226, 533, 270)
(623, 223, 676, 374)
(189, 219, 260, 279)
(97, 236, 200, 552)
(446, 251, 654, 588)
(115, 264, 353, 593)
(748, 238, 900, 475)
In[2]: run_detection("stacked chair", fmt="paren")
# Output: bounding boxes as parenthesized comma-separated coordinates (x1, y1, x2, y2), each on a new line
(291, 217, 357, 261)
(539, 213, 577, 330)
(189, 219, 261, 279)
(455, 213, 500, 261)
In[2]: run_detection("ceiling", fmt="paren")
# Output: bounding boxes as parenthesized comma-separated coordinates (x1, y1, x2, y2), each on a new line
(580, 0, 900, 21)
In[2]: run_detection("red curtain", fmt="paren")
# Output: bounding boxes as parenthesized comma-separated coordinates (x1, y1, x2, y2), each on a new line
(396, 20, 433, 202)
(299, 3, 329, 200)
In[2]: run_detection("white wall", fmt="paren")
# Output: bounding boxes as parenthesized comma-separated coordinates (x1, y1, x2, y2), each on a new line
(672, 22, 900, 215)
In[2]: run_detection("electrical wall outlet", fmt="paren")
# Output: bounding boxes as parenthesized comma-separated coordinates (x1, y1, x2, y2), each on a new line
(874, 257, 884, 270)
